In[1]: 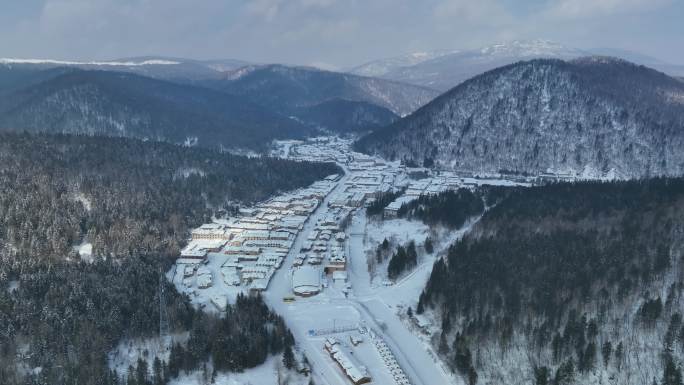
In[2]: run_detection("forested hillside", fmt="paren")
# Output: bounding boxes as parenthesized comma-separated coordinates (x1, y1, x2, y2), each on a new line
(397, 188, 484, 228)
(215, 64, 438, 117)
(294, 99, 398, 133)
(0, 133, 337, 385)
(0, 133, 338, 259)
(417, 180, 684, 384)
(356, 58, 684, 178)
(0, 68, 312, 150)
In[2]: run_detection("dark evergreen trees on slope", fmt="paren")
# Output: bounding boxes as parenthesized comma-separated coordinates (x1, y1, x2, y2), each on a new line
(163, 294, 293, 376)
(397, 188, 484, 228)
(0, 69, 312, 150)
(355, 58, 684, 178)
(366, 189, 404, 217)
(294, 99, 398, 134)
(0, 133, 332, 385)
(1, 249, 297, 385)
(416, 179, 684, 382)
(0, 133, 339, 259)
(661, 354, 684, 385)
(387, 241, 418, 280)
(0, 255, 192, 385)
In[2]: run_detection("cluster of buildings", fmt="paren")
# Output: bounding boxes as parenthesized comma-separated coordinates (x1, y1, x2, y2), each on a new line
(333, 157, 402, 209)
(383, 171, 533, 218)
(177, 178, 338, 294)
(383, 172, 466, 218)
(292, 203, 351, 296)
(370, 332, 411, 385)
(286, 146, 409, 299)
(324, 337, 372, 385)
(284, 136, 353, 164)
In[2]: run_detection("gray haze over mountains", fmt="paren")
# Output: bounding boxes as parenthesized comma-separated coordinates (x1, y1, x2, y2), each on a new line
(3, 38, 684, 179)
(351, 40, 684, 91)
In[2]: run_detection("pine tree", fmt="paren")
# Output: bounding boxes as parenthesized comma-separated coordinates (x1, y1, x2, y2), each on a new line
(534, 366, 549, 385)
(601, 341, 612, 367)
(438, 332, 450, 355)
(153, 356, 163, 385)
(453, 333, 473, 375)
(467, 365, 478, 385)
(136, 358, 148, 385)
(283, 345, 296, 370)
(553, 360, 575, 385)
(424, 237, 434, 254)
(127, 365, 138, 385)
(661, 355, 683, 385)
(417, 293, 425, 314)
(614, 342, 624, 371)
(168, 343, 182, 378)
(579, 342, 596, 372)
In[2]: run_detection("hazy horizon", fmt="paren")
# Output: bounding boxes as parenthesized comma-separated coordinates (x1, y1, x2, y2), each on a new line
(1, 0, 683, 70)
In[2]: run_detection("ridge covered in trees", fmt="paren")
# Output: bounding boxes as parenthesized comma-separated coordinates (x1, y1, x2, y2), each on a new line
(387, 241, 418, 280)
(0, 132, 339, 259)
(397, 188, 484, 228)
(417, 179, 684, 384)
(0, 133, 336, 385)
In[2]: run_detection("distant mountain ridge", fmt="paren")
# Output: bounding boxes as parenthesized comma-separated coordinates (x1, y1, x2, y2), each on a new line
(355, 57, 684, 178)
(0, 56, 250, 82)
(294, 99, 398, 133)
(0, 60, 433, 148)
(352, 40, 684, 91)
(350, 50, 459, 78)
(0, 68, 310, 150)
(213, 64, 439, 117)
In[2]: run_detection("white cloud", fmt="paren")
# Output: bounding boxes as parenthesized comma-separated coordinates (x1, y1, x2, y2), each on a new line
(0, 0, 681, 66)
(545, 0, 672, 19)
(433, 0, 511, 24)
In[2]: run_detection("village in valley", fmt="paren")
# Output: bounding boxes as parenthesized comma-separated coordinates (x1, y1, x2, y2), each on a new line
(170, 136, 533, 385)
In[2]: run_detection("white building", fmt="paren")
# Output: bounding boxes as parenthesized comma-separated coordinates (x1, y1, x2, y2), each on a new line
(292, 265, 321, 297)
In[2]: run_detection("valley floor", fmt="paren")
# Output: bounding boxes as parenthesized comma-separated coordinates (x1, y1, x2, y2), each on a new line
(162, 137, 531, 385)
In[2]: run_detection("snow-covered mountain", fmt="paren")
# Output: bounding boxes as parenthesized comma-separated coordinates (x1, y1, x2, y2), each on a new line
(350, 50, 459, 78)
(0, 61, 429, 150)
(355, 57, 684, 178)
(213, 64, 439, 117)
(351, 40, 585, 90)
(0, 68, 311, 150)
(352, 40, 684, 91)
(0, 56, 250, 82)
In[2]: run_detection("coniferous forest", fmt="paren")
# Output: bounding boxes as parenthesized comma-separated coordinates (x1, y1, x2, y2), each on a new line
(417, 179, 684, 385)
(0, 133, 337, 385)
(397, 188, 484, 228)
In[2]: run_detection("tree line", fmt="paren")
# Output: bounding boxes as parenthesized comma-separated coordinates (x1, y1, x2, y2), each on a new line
(416, 179, 684, 384)
(0, 133, 337, 385)
(397, 188, 484, 228)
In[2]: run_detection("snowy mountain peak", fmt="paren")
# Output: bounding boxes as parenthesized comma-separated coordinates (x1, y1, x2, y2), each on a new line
(356, 58, 684, 178)
(0, 58, 180, 66)
(478, 39, 581, 57)
(350, 50, 459, 77)
(349, 39, 590, 90)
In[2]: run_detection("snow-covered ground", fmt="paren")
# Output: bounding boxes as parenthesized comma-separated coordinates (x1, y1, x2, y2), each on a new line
(167, 355, 310, 385)
(162, 137, 531, 385)
(170, 251, 246, 311)
(261, 159, 456, 385)
(360, 217, 431, 287)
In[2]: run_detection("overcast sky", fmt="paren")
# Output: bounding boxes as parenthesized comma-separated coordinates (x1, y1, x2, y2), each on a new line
(1, 0, 682, 69)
